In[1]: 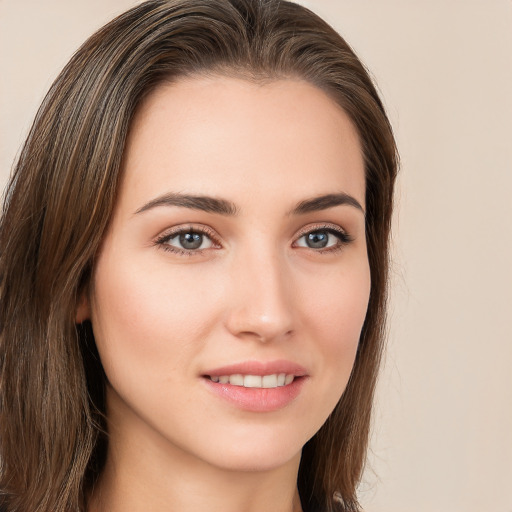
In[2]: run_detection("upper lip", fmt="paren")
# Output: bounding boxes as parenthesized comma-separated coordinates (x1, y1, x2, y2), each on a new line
(203, 359, 308, 377)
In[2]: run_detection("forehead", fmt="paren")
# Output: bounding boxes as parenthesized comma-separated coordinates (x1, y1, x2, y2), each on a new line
(118, 75, 365, 212)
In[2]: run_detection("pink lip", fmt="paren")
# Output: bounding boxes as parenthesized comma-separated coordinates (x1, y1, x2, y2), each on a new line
(201, 359, 308, 413)
(202, 359, 308, 377)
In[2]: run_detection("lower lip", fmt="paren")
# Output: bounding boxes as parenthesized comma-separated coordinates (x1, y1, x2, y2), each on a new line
(203, 377, 306, 412)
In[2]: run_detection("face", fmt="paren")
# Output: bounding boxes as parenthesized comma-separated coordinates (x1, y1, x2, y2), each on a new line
(82, 76, 370, 473)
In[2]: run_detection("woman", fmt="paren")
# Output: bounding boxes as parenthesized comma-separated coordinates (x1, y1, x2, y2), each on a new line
(0, 1, 398, 511)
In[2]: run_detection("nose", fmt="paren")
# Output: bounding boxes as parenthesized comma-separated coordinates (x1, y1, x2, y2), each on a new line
(224, 247, 295, 343)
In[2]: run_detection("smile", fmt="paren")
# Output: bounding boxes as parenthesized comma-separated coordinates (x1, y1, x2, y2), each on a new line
(208, 373, 295, 388)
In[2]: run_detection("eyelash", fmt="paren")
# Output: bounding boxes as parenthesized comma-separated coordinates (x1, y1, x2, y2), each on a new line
(293, 224, 354, 254)
(154, 223, 353, 256)
(154, 225, 220, 256)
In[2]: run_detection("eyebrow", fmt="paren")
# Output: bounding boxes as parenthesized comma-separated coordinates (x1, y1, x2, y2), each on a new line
(135, 192, 239, 216)
(134, 191, 364, 216)
(290, 193, 365, 216)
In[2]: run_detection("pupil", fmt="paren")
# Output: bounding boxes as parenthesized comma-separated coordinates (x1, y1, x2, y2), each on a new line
(179, 232, 203, 250)
(307, 231, 328, 248)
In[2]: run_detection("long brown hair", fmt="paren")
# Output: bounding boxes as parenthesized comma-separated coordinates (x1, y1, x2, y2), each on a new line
(0, 1, 398, 511)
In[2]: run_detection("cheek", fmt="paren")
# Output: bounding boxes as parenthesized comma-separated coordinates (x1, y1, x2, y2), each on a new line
(303, 259, 370, 346)
(89, 252, 223, 385)
(278, 258, 370, 442)
(301, 258, 371, 392)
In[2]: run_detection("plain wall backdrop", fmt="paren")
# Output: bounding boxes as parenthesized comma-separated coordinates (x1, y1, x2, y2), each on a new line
(1, 1, 511, 511)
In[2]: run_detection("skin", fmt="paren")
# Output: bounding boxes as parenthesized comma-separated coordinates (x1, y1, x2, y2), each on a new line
(79, 75, 370, 512)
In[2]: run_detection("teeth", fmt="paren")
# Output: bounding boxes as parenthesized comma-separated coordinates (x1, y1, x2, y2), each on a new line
(262, 374, 278, 388)
(230, 374, 244, 386)
(210, 373, 296, 388)
(244, 375, 262, 388)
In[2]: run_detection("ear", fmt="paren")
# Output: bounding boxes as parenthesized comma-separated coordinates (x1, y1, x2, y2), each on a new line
(75, 290, 91, 324)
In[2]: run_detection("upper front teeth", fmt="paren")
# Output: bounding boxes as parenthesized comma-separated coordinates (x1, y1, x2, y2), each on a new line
(209, 373, 295, 388)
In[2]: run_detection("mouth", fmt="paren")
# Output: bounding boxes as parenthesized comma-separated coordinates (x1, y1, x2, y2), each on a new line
(201, 360, 308, 412)
(206, 373, 297, 388)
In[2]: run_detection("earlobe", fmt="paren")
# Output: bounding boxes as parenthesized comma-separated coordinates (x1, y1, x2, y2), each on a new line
(75, 291, 91, 324)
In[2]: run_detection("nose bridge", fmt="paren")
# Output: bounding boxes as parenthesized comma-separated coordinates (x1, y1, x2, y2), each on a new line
(225, 239, 294, 342)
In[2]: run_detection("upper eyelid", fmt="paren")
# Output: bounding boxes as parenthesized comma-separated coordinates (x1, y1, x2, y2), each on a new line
(155, 224, 218, 240)
(294, 222, 350, 238)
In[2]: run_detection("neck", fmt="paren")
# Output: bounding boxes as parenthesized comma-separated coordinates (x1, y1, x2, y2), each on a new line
(88, 389, 304, 512)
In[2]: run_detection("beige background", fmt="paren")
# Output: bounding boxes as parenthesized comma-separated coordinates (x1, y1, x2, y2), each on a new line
(1, 1, 511, 511)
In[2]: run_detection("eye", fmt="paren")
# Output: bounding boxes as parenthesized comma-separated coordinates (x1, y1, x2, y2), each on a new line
(155, 226, 217, 254)
(294, 225, 352, 252)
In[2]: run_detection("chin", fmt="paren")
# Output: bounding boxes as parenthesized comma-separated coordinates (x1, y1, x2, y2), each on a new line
(208, 444, 303, 473)
(185, 421, 314, 473)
